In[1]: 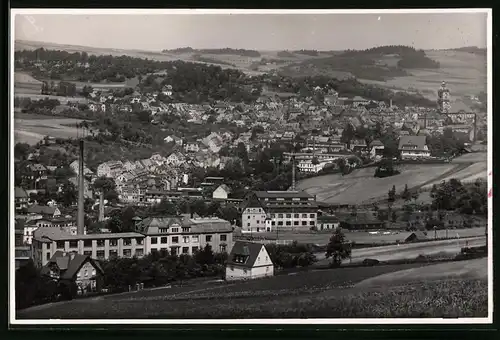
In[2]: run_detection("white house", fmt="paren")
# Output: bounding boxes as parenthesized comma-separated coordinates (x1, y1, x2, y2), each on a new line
(212, 184, 231, 200)
(398, 136, 431, 160)
(225, 241, 274, 281)
(317, 215, 340, 231)
(69, 160, 94, 177)
(369, 139, 385, 160)
(97, 161, 124, 178)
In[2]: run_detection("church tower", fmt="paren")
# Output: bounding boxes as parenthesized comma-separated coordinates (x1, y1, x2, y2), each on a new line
(437, 81, 451, 113)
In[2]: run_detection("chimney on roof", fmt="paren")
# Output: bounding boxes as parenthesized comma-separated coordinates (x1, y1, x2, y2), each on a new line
(77, 140, 85, 235)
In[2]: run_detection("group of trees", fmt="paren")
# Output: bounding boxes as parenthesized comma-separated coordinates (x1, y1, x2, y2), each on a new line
(265, 242, 317, 269)
(41, 81, 77, 97)
(426, 128, 467, 157)
(430, 179, 487, 215)
(15, 97, 61, 113)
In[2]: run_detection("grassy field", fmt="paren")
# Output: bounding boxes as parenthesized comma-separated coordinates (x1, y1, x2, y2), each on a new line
(14, 113, 87, 145)
(296, 160, 487, 205)
(17, 259, 488, 319)
(245, 227, 486, 246)
(358, 50, 486, 100)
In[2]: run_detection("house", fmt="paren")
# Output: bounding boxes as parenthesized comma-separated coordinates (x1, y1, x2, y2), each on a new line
(164, 135, 183, 146)
(97, 160, 124, 178)
(369, 139, 385, 159)
(405, 231, 428, 243)
(184, 142, 200, 153)
(41, 251, 104, 295)
(317, 215, 340, 231)
(350, 139, 368, 153)
(27, 205, 61, 219)
(69, 160, 95, 177)
(352, 96, 370, 107)
(162, 85, 173, 96)
(15, 187, 29, 211)
(225, 241, 274, 281)
(398, 136, 431, 160)
(68, 176, 93, 198)
(166, 152, 187, 166)
(212, 184, 232, 200)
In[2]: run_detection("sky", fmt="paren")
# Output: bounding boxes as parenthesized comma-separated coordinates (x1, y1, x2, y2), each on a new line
(14, 11, 488, 52)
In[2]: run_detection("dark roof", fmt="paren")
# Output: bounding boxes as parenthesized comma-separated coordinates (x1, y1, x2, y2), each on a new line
(405, 231, 428, 242)
(398, 135, 428, 151)
(318, 215, 339, 223)
(254, 191, 314, 199)
(370, 139, 384, 147)
(15, 187, 28, 198)
(41, 251, 104, 280)
(27, 205, 58, 215)
(227, 241, 265, 268)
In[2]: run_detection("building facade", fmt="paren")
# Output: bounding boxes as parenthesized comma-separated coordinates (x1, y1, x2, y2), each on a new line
(226, 241, 274, 281)
(241, 191, 318, 233)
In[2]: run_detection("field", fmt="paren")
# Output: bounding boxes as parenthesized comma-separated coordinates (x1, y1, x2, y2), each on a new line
(245, 228, 486, 246)
(358, 50, 486, 100)
(17, 259, 488, 319)
(296, 158, 487, 205)
(14, 113, 87, 145)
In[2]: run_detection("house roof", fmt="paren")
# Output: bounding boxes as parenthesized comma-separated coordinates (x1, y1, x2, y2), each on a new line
(27, 205, 58, 215)
(398, 135, 427, 151)
(254, 191, 313, 199)
(15, 187, 28, 198)
(227, 241, 265, 268)
(449, 101, 473, 113)
(215, 184, 232, 193)
(405, 231, 428, 242)
(42, 251, 104, 280)
(318, 215, 339, 223)
(370, 139, 384, 147)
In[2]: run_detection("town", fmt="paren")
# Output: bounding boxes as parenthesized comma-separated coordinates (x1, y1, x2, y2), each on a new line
(13, 12, 489, 320)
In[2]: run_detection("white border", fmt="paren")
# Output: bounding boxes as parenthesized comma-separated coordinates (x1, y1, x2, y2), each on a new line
(9, 8, 493, 326)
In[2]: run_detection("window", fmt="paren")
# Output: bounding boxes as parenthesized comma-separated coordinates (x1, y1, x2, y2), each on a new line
(84, 269, 88, 278)
(302, 221, 307, 226)
(310, 221, 315, 226)
(56, 241, 65, 249)
(192, 235, 199, 242)
(192, 246, 199, 253)
(270, 214, 276, 218)
(286, 214, 291, 218)
(286, 221, 291, 226)
(171, 228, 179, 233)
(109, 239, 118, 247)
(92, 269, 96, 276)
(310, 214, 315, 218)
(96, 239, 105, 247)
(160, 237, 168, 244)
(182, 227, 190, 232)
(46, 252, 51, 261)
(83, 240, 92, 248)
(266, 266, 269, 272)
(172, 236, 179, 244)
(294, 214, 299, 218)
(96, 250, 105, 259)
(278, 221, 283, 226)
(294, 221, 299, 225)
(151, 237, 158, 244)
(123, 238, 132, 246)
(271, 221, 276, 226)
(247, 223, 250, 227)
(136, 238, 144, 245)
(278, 214, 283, 218)
(109, 250, 118, 258)
(69, 240, 78, 248)
(247, 216, 250, 219)
(159, 228, 168, 233)
(83, 251, 92, 256)
(136, 249, 144, 257)
(182, 247, 189, 254)
(206, 235, 212, 242)
(220, 244, 227, 252)
(256, 220, 260, 224)
(183, 236, 189, 243)
(220, 234, 227, 242)
(302, 214, 307, 218)
(123, 249, 132, 257)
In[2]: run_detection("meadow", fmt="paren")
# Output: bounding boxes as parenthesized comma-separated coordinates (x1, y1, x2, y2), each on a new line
(14, 113, 87, 145)
(17, 258, 487, 319)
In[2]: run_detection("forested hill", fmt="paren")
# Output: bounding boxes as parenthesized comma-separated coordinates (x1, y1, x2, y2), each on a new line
(450, 46, 486, 56)
(341, 45, 440, 69)
(163, 47, 261, 57)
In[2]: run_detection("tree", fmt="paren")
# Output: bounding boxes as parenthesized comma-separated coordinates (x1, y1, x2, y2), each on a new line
(325, 229, 352, 267)
(121, 206, 136, 232)
(107, 215, 123, 233)
(57, 180, 78, 207)
(236, 142, 249, 164)
(391, 211, 398, 223)
(311, 156, 319, 165)
(401, 184, 411, 201)
(14, 143, 30, 160)
(341, 124, 355, 148)
(388, 185, 396, 203)
(92, 176, 117, 202)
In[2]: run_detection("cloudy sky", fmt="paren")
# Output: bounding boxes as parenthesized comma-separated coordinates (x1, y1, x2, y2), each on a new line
(14, 11, 488, 51)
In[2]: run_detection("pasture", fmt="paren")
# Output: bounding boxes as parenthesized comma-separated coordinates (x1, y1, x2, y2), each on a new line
(296, 164, 458, 205)
(17, 259, 487, 319)
(14, 113, 87, 145)
(358, 50, 486, 100)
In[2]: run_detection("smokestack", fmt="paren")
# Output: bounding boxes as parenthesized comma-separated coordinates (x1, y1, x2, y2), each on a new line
(77, 140, 85, 235)
(389, 99, 392, 108)
(291, 155, 296, 191)
(98, 191, 104, 222)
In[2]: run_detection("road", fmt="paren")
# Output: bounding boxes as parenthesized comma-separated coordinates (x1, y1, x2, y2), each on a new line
(315, 236, 486, 264)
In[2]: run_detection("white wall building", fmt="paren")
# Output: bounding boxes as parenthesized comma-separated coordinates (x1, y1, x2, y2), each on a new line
(226, 241, 274, 281)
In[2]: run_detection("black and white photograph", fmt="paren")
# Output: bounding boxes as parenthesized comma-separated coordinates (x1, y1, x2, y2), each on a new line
(10, 8, 492, 324)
